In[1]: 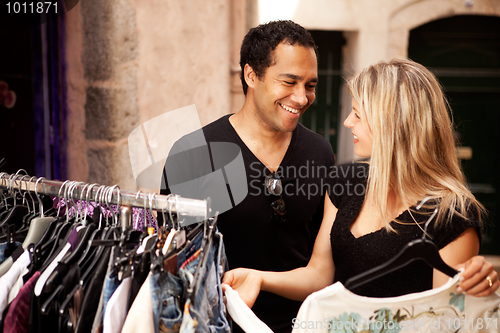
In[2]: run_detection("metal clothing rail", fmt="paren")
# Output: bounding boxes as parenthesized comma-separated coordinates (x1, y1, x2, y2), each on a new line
(0, 172, 209, 217)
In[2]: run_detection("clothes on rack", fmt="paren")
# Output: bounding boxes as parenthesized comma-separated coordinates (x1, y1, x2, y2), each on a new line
(292, 269, 500, 333)
(74, 246, 112, 333)
(0, 241, 21, 265)
(53, 198, 158, 232)
(103, 275, 131, 333)
(121, 273, 154, 333)
(180, 229, 230, 332)
(149, 224, 230, 333)
(0, 248, 30, 318)
(3, 271, 40, 333)
(0, 173, 229, 333)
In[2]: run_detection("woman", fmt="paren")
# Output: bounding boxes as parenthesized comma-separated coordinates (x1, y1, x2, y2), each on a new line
(222, 58, 499, 307)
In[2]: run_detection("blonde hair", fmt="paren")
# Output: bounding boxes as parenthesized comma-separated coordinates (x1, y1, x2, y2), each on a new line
(347, 58, 483, 230)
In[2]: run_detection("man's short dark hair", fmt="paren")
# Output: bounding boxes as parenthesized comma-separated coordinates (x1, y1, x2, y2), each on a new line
(239, 20, 318, 95)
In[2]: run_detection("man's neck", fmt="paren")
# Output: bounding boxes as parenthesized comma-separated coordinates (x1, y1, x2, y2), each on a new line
(229, 105, 293, 172)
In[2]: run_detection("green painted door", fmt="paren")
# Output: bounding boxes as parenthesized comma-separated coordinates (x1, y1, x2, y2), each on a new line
(409, 15, 500, 254)
(301, 30, 343, 155)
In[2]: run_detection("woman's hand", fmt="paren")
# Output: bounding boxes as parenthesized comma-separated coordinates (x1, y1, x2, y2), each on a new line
(456, 256, 499, 297)
(437, 228, 498, 297)
(222, 268, 263, 308)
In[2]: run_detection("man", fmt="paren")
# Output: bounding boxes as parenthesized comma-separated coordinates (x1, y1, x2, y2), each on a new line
(161, 20, 335, 333)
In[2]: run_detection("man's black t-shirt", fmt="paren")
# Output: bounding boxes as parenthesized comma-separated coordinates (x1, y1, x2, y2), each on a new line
(161, 114, 335, 333)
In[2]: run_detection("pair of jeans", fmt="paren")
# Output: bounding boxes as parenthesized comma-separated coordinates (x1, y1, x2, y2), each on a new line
(150, 269, 183, 333)
(151, 230, 205, 333)
(179, 231, 230, 333)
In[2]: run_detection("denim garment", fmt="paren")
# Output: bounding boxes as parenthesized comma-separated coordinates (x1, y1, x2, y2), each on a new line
(92, 246, 117, 333)
(0, 242, 21, 264)
(178, 251, 202, 288)
(151, 230, 205, 333)
(150, 270, 183, 333)
(0, 242, 9, 264)
(179, 300, 196, 333)
(175, 230, 204, 273)
(180, 231, 230, 333)
(102, 269, 122, 326)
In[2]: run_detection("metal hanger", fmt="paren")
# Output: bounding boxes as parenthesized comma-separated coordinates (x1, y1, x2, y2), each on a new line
(344, 197, 459, 291)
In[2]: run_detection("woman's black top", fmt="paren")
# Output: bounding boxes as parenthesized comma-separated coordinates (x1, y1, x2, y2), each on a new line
(328, 162, 481, 297)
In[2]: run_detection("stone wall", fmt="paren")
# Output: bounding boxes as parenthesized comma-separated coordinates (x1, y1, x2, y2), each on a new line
(65, 0, 238, 191)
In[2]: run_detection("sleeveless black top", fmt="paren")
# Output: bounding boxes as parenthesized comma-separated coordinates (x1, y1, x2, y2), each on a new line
(328, 163, 481, 297)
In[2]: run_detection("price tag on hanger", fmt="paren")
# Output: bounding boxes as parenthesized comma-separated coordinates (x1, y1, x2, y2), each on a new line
(175, 229, 186, 249)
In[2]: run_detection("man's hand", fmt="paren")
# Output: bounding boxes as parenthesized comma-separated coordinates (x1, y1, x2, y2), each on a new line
(222, 268, 263, 308)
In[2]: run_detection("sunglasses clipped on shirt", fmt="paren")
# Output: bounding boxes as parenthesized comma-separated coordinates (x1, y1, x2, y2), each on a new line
(265, 172, 286, 222)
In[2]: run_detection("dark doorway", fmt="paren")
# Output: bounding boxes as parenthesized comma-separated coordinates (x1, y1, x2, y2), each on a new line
(301, 30, 344, 155)
(0, 14, 67, 180)
(409, 15, 500, 254)
(0, 28, 37, 176)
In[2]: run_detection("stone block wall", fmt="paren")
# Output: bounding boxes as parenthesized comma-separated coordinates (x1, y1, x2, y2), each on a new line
(65, 0, 242, 191)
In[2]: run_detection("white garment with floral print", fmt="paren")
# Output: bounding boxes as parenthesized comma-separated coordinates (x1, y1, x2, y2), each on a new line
(293, 269, 500, 333)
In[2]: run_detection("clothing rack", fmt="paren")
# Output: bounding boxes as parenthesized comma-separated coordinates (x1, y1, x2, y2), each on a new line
(0, 171, 209, 218)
